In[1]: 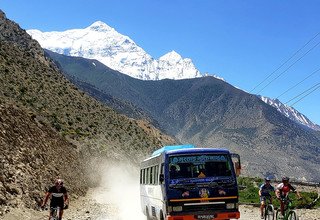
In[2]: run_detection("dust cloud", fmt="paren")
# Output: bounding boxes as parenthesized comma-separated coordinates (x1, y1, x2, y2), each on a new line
(90, 161, 145, 220)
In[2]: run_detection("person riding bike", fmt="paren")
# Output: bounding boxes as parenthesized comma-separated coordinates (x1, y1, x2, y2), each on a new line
(259, 177, 275, 219)
(41, 178, 69, 220)
(275, 176, 301, 216)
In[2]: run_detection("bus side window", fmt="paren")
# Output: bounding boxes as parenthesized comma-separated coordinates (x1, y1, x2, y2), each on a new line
(141, 169, 144, 184)
(159, 163, 164, 184)
(160, 163, 164, 175)
(155, 165, 159, 185)
(146, 168, 150, 184)
(150, 167, 153, 184)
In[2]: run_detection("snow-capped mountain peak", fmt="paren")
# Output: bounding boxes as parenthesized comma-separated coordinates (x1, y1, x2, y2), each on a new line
(27, 21, 202, 80)
(26, 21, 320, 130)
(160, 50, 182, 62)
(87, 21, 114, 32)
(259, 96, 320, 131)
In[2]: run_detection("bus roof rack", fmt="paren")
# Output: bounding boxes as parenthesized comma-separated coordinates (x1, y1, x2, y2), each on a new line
(151, 144, 195, 156)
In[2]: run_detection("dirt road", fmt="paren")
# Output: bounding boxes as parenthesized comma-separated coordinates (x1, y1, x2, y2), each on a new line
(2, 190, 319, 220)
(2, 163, 319, 220)
(239, 205, 319, 220)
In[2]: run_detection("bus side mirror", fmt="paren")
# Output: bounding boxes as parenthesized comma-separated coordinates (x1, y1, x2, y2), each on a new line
(231, 153, 241, 177)
(159, 174, 164, 184)
(234, 162, 241, 177)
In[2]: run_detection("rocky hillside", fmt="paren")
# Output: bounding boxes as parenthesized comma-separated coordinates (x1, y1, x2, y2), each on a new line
(44, 50, 320, 182)
(0, 104, 87, 212)
(0, 9, 175, 159)
(0, 9, 176, 214)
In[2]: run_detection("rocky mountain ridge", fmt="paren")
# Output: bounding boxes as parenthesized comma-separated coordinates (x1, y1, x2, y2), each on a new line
(45, 50, 320, 181)
(27, 21, 320, 132)
(259, 96, 320, 131)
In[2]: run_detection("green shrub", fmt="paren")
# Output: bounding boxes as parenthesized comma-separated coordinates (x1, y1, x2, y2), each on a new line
(237, 177, 320, 208)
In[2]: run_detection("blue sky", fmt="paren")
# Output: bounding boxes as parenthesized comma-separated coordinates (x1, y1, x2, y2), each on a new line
(1, 0, 320, 125)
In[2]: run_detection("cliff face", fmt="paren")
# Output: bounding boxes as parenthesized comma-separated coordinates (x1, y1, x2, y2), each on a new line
(0, 104, 88, 211)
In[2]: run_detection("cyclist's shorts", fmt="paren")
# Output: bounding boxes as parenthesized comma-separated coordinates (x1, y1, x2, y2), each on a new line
(50, 201, 64, 209)
(260, 195, 271, 203)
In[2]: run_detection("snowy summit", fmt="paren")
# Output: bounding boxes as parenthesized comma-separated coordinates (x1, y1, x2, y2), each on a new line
(26, 21, 320, 131)
(259, 96, 320, 131)
(27, 21, 202, 80)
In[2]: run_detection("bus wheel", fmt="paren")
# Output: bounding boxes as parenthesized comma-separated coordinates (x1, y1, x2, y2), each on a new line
(146, 207, 152, 220)
(160, 210, 164, 220)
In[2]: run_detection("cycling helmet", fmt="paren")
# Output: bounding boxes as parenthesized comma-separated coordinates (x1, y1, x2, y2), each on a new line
(282, 176, 289, 181)
(265, 177, 271, 181)
(55, 178, 64, 186)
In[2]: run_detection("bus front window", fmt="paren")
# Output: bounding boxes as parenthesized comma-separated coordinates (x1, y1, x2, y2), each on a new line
(169, 154, 232, 180)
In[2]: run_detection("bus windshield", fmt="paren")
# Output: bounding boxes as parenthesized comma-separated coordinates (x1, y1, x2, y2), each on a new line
(169, 154, 232, 179)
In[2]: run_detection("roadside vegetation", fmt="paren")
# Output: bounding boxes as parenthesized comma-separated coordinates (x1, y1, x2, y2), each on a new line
(238, 177, 320, 208)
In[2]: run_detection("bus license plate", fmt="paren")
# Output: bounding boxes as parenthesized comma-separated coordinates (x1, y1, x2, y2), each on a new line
(195, 214, 215, 220)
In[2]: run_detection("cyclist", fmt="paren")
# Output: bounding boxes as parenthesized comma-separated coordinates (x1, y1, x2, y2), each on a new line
(41, 178, 69, 220)
(259, 177, 275, 219)
(275, 176, 301, 216)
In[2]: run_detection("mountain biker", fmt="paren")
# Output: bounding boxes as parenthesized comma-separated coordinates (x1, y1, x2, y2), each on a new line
(41, 178, 69, 220)
(259, 177, 275, 219)
(275, 176, 301, 216)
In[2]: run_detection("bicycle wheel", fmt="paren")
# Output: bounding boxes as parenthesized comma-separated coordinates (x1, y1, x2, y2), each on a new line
(50, 213, 57, 220)
(50, 208, 59, 220)
(287, 210, 298, 220)
(275, 209, 283, 220)
(265, 204, 274, 220)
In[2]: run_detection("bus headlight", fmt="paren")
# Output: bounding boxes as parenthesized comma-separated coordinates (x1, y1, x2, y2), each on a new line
(172, 206, 183, 212)
(226, 203, 236, 209)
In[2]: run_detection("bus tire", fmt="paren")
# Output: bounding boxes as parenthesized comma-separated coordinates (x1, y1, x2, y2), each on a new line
(159, 210, 164, 220)
(146, 206, 152, 220)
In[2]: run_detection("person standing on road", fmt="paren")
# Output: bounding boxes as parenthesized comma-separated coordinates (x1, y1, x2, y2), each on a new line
(259, 177, 275, 219)
(41, 178, 69, 220)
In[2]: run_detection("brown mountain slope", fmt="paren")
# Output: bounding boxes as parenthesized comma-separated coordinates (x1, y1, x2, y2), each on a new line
(0, 9, 174, 159)
(47, 48, 320, 181)
(0, 103, 87, 211)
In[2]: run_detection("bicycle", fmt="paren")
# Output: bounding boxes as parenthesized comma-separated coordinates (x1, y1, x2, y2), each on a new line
(275, 197, 299, 220)
(263, 196, 275, 220)
(50, 207, 61, 220)
(40, 204, 68, 220)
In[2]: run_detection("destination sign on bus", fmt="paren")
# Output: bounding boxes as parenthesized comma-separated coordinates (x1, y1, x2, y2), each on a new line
(169, 155, 227, 164)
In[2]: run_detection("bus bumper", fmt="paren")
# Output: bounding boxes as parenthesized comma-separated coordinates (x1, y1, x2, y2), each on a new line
(166, 211, 240, 220)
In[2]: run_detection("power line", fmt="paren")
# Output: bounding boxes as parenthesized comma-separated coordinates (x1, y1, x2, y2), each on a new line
(250, 31, 320, 93)
(256, 40, 320, 94)
(290, 84, 320, 106)
(285, 82, 320, 106)
(276, 67, 320, 99)
(214, 32, 320, 144)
